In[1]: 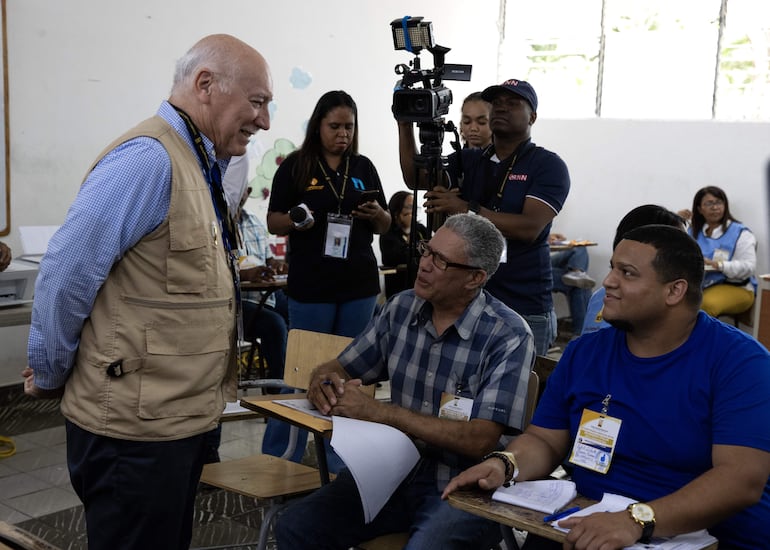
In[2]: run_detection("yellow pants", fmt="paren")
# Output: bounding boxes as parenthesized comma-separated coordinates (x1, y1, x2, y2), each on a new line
(701, 284, 754, 317)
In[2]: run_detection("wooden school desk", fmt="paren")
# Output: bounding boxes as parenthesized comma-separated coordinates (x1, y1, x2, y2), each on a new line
(447, 489, 718, 549)
(549, 240, 598, 252)
(239, 393, 334, 484)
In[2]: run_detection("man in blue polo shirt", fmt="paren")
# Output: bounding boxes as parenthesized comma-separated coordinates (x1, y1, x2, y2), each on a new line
(398, 78, 571, 355)
(444, 225, 770, 549)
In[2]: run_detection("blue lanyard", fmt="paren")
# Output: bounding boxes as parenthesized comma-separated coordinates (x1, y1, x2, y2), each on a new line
(170, 105, 243, 316)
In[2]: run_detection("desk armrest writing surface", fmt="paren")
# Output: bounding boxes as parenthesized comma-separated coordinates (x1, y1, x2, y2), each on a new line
(240, 394, 332, 434)
(447, 489, 593, 542)
(549, 241, 598, 252)
(240, 278, 288, 291)
(241, 394, 334, 484)
(447, 490, 719, 549)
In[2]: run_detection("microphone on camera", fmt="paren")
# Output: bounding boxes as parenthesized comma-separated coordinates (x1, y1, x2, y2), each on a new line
(289, 203, 314, 228)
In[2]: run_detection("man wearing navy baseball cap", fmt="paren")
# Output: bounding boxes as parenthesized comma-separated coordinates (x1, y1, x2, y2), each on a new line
(480, 78, 538, 112)
(398, 78, 571, 355)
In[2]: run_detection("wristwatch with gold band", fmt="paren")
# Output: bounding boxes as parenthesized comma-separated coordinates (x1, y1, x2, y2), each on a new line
(482, 451, 519, 487)
(627, 502, 655, 543)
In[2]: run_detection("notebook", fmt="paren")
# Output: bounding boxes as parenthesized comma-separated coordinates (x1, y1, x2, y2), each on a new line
(492, 479, 577, 514)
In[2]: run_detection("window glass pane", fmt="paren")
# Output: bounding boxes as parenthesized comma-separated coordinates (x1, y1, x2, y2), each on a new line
(715, 0, 770, 120)
(601, 0, 721, 119)
(501, 0, 602, 118)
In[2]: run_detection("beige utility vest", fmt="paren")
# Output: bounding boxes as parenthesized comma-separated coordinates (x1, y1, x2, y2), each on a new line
(61, 116, 237, 441)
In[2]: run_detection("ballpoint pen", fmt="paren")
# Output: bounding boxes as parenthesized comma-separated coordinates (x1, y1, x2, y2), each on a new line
(543, 506, 581, 523)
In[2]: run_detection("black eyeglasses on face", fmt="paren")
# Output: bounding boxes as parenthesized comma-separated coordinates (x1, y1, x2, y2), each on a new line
(417, 240, 481, 271)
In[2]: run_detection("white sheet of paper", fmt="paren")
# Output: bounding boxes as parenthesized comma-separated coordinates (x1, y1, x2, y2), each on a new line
(222, 402, 254, 416)
(552, 493, 718, 549)
(330, 416, 420, 524)
(274, 398, 331, 421)
(18, 225, 59, 256)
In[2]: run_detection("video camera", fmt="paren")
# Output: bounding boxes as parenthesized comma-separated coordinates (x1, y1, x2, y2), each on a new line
(390, 17, 471, 123)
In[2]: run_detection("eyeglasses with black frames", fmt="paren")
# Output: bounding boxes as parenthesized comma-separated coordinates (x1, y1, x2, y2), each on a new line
(417, 240, 481, 271)
(701, 199, 724, 209)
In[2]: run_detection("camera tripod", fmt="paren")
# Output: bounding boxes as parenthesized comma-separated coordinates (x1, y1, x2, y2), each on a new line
(404, 119, 461, 287)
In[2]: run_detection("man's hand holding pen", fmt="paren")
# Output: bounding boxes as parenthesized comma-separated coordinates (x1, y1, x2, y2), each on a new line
(307, 368, 373, 419)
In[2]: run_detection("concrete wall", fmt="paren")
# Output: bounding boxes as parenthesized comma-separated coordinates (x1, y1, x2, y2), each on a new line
(1, 0, 768, 385)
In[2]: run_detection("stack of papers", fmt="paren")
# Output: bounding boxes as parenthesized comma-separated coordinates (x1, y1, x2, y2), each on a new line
(273, 399, 420, 524)
(331, 416, 420, 523)
(492, 479, 577, 514)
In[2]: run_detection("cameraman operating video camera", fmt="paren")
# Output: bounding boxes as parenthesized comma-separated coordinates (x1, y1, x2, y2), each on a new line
(398, 79, 571, 355)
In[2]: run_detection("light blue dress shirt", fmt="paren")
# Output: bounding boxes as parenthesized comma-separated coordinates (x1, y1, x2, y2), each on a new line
(28, 101, 227, 389)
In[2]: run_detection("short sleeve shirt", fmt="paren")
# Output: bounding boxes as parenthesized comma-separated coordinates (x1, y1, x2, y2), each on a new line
(268, 153, 387, 302)
(448, 141, 571, 314)
(337, 289, 535, 487)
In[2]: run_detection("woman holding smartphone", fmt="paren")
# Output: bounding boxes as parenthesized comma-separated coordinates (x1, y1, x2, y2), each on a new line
(266, 90, 389, 464)
(268, 90, 390, 336)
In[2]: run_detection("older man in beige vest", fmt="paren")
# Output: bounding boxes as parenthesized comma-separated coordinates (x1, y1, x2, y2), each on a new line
(24, 35, 272, 550)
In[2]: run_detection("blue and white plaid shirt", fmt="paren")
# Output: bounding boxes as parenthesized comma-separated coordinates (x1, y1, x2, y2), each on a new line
(338, 289, 534, 487)
(239, 208, 276, 308)
(28, 101, 228, 389)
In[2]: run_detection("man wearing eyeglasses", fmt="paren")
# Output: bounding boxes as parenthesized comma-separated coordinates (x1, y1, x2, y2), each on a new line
(275, 213, 534, 549)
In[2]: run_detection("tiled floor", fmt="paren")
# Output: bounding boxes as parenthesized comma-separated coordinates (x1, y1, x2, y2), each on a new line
(0, 386, 277, 549)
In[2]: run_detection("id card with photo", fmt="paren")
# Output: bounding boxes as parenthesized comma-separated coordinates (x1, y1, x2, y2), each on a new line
(324, 213, 352, 259)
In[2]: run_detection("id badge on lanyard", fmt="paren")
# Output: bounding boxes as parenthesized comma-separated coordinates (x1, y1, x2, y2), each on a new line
(569, 394, 622, 475)
(324, 213, 353, 259)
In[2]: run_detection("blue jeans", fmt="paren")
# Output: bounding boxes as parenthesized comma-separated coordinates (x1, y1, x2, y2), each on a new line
(522, 309, 558, 356)
(550, 248, 591, 337)
(275, 461, 502, 550)
(287, 295, 378, 337)
(261, 295, 377, 469)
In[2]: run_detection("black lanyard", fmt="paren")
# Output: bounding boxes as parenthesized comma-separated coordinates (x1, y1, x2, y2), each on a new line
(318, 156, 350, 214)
(486, 140, 536, 210)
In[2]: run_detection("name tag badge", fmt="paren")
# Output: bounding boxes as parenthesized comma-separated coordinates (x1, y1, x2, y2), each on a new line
(438, 392, 473, 421)
(568, 408, 622, 475)
(324, 214, 352, 259)
(500, 241, 508, 264)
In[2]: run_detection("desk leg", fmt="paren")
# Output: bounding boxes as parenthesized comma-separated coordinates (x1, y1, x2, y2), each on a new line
(313, 434, 331, 485)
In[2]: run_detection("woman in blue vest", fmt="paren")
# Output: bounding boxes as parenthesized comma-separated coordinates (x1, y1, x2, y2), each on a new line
(681, 186, 756, 317)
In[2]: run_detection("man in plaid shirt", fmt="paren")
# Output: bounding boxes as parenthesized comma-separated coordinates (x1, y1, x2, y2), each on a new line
(276, 213, 534, 550)
(237, 186, 288, 379)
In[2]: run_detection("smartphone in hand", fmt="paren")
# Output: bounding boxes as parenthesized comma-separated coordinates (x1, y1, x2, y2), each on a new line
(356, 190, 380, 206)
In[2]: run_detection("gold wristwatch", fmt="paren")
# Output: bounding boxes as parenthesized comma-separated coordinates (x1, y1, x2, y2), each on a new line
(482, 451, 519, 487)
(627, 502, 655, 543)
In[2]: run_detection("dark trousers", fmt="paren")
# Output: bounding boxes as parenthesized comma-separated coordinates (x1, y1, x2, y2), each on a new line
(242, 299, 288, 380)
(66, 420, 209, 550)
